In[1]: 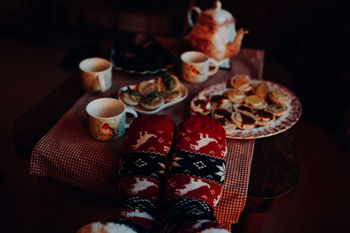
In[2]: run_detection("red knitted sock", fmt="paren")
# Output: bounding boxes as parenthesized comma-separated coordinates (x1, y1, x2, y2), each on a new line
(116, 115, 175, 232)
(161, 115, 229, 233)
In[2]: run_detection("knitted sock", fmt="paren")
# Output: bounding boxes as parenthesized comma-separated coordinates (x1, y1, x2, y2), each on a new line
(76, 115, 175, 233)
(116, 115, 176, 232)
(161, 115, 229, 233)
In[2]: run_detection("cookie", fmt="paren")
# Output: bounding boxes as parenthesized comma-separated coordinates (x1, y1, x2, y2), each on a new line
(157, 72, 180, 92)
(211, 108, 232, 121)
(190, 97, 211, 115)
(244, 95, 267, 110)
(253, 82, 270, 100)
(217, 118, 236, 135)
(268, 88, 291, 105)
(227, 88, 245, 104)
(235, 105, 255, 118)
(120, 86, 142, 106)
(140, 91, 164, 110)
(266, 103, 288, 117)
(230, 74, 252, 92)
(138, 80, 161, 96)
(231, 112, 256, 130)
(210, 95, 233, 111)
(255, 109, 275, 126)
(162, 90, 182, 103)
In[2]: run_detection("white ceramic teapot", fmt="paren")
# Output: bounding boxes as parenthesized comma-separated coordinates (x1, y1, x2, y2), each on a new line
(186, 0, 248, 61)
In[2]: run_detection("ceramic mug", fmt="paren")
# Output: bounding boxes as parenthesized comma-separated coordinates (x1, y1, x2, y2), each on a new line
(79, 57, 112, 93)
(86, 98, 137, 141)
(181, 51, 219, 83)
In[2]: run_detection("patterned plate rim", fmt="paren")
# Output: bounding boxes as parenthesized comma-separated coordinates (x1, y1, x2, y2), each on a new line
(194, 80, 303, 139)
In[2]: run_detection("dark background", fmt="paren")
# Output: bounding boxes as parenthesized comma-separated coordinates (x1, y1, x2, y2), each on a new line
(0, 0, 349, 233)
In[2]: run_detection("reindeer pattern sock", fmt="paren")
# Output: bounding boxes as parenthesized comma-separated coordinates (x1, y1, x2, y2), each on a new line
(115, 115, 175, 232)
(161, 115, 229, 233)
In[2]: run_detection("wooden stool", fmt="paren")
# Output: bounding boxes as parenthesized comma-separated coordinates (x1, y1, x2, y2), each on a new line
(231, 130, 300, 233)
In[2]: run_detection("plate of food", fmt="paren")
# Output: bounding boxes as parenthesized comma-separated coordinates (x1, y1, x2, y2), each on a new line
(118, 72, 188, 114)
(190, 74, 302, 139)
(111, 33, 176, 75)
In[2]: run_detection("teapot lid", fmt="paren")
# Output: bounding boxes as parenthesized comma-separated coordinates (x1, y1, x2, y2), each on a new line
(202, 1, 234, 25)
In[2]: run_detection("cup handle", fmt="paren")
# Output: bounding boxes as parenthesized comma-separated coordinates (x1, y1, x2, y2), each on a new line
(97, 75, 106, 92)
(187, 6, 202, 27)
(124, 107, 138, 128)
(208, 58, 219, 77)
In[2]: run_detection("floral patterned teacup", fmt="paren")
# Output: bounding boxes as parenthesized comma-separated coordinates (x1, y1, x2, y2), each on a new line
(79, 57, 112, 93)
(86, 98, 138, 141)
(181, 51, 219, 83)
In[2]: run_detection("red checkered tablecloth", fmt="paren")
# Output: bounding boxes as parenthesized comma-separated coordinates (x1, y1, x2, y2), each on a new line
(30, 92, 254, 231)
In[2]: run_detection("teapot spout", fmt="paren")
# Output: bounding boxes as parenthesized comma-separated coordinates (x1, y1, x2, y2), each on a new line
(225, 28, 249, 58)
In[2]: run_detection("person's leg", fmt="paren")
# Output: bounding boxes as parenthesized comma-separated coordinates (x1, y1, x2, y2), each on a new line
(161, 115, 229, 233)
(77, 115, 175, 233)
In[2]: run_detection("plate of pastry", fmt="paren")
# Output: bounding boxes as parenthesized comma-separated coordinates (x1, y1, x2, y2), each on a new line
(190, 74, 302, 139)
(111, 33, 176, 75)
(118, 72, 188, 114)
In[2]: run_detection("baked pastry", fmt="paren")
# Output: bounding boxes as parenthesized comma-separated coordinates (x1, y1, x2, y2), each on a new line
(231, 112, 256, 130)
(266, 103, 288, 117)
(244, 95, 267, 110)
(190, 97, 211, 115)
(227, 88, 245, 104)
(120, 86, 142, 106)
(138, 80, 161, 96)
(253, 82, 270, 100)
(235, 105, 255, 118)
(268, 88, 291, 104)
(255, 109, 275, 126)
(230, 75, 252, 92)
(210, 95, 233, 111)
(157, 72, 180, 92)
(162, 90, 182, 103)
(217, 118, 237, 134)
(140, 91, 164, 110)
(211, 108, 232, 121)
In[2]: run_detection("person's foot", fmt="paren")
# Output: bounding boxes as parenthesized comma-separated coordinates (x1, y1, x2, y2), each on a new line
(77, 115, 176, 233)
(161, 115, 229, 233)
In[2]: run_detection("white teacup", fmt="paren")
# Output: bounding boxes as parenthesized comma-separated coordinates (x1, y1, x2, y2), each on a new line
(79, 57, 112, 93)
(181, 51, 219, 83)
(85, 98, 138, 141)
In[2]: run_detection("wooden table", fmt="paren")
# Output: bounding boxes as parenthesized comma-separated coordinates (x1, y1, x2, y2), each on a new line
(13, 37, 299, 233)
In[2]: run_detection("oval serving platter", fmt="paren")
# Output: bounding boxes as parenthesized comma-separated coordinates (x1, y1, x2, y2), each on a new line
(118, 80, 188, 115)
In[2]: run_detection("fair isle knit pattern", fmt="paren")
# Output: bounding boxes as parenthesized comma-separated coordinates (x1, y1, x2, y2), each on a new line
(117, 115, 175, 232)
(161, 115, 228, 233)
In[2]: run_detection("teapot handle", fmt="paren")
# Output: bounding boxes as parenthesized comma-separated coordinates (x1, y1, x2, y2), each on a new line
(187, 6, 202, 27)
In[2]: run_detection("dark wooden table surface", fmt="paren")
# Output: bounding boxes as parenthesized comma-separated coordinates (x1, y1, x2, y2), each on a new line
(12, 37, 299, 233)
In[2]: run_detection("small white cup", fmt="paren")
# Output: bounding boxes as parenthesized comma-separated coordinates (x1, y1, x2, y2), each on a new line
(181, 51, 219, 83)
(79, 57, 112, 93)
(86, 98, 138, 141)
